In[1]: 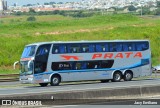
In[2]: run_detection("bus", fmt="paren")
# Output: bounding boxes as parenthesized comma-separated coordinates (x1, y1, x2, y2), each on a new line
(14, 40, 152, 87)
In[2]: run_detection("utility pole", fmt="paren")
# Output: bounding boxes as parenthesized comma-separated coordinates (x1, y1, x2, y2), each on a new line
(140, 1, 144, 17)
(141, 5, 142, 16)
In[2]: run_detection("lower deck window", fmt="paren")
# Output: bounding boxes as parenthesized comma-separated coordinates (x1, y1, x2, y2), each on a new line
(51, 60, 114, 71)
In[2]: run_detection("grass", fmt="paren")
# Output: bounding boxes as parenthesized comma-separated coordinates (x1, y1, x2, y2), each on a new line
(0, 14, 160, 74)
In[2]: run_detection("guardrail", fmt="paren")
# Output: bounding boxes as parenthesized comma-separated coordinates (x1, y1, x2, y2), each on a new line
(0, 74, 19, 82)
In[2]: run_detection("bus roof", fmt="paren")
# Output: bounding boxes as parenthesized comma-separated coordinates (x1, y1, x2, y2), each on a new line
(26, 40, 149, 46)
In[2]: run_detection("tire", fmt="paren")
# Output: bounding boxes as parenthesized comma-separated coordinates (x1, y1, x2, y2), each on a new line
(100, 80, 109, 83)
(112, 71, 122, 82)
(124, 71, 133, 81)
(50, 75, 61, 86)
(39, 83, 48, 87)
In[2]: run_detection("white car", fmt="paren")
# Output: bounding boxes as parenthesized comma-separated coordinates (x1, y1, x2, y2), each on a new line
(153, 65, 160, 72)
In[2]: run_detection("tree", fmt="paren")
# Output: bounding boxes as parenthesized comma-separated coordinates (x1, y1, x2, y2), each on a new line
(52, 10, 60, 14)
(27, 4, 32, 6)
(29, 8, 36, 13)
(15, 11, 22, 16)
(157, 1, 160, 7)
(50, 2, 56, 5)
(155, 8, 160, 15)
(128, 5, 136, 11)
(156, 1, 160, 15)
(141, 7, 150, 15)
(27, 16, 36, 21)
(44, 3, 49, 5)
(57, 2, 63, 4)
(59, 11, 65, 16)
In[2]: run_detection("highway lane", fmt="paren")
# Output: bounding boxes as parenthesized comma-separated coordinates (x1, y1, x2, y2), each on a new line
(0, 78, 160, 96)
(0, 81, 20, 86)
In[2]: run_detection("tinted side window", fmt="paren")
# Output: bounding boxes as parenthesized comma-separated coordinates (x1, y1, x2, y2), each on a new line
(52, 45, 59, 54)
(82, 44, 89, 53)
(51, 60, 114, 71)
(52, 44, 67, 54)
(87, 61, 100, 69)
(116, 43, 123, 52)
(68, 44, 80, 53)
(110, 43, 117, 52)
(142, 42, 149, 50)
(136, 42, 149, 51)
(89, 44, 95, 52)
(52, 62, 71, 71)
(36, 44, 51, 55)
(123, 43, 135, 51)
(96, 44, 108, 52)
(101, 60, 114, 68)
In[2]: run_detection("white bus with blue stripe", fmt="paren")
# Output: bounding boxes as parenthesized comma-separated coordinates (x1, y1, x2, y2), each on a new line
(14, 40, 152, 86)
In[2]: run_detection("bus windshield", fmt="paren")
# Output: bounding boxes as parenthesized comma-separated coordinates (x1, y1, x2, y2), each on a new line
(20, 61, 33, 75)
(21, 45, 36, 58)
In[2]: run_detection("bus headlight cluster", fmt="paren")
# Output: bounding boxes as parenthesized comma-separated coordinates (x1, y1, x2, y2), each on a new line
(28, 78, 33, 81)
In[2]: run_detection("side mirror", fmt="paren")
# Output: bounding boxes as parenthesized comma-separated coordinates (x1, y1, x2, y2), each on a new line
(28, 60, 32, 69)
(13, 61, 19, 69)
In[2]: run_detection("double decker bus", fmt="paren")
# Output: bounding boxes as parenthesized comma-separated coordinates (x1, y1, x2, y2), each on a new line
(14, 40, 152, 87)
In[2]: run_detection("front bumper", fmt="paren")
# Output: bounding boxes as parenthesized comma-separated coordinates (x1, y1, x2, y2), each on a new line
(19, 75, 34, 84)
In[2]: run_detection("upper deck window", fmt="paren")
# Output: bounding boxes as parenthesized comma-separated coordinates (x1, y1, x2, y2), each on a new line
(96, 43, 109, 52)
(51, 41, 149, 54)
(136, 42, 149, 51)
(123, 43, 135, 51)
(21, 45, 36, 58)
(82, 44, 89, 53)
(52, 44, 67, 54)
(36, 44, 51, 56)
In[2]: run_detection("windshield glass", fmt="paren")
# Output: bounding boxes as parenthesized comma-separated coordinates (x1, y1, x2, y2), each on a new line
(20, 61, 33, 75)
(21, 45, 36, 58)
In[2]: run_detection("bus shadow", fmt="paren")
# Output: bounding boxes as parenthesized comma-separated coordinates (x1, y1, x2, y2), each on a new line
(24, 78, 160, 88)
(60, 81, 101, 86)
(24, 81, 102, 88)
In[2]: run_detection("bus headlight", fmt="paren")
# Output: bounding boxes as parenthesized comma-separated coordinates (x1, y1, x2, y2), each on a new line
(28, 78, 33, 81)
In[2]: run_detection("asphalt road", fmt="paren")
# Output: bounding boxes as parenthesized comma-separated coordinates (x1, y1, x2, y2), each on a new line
(0, 78, 160, 96)
(0, 81, 20, 86)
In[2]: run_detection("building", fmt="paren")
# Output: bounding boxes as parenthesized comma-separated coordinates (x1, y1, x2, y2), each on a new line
(0, 0, 7, 11)
(0, 0, 3, 11)
(2, 0, 7, 10)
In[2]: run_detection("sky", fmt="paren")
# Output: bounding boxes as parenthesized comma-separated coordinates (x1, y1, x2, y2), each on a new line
(6, 0, 81, 6)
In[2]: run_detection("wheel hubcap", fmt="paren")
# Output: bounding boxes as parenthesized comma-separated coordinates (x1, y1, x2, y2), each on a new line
(126, 73, 131, 79)
(126, 73, 132, 80)
(53, 78, 58, 84)
(115, 74, 121, 80)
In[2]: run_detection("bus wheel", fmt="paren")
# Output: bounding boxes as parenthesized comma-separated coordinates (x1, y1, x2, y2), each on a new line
(112, 71, 122, 82)
(39, 83, 48, 87)
(124, 71, 133, 81)
(100, 80, 109, 83)
(50, 75, 61, 86)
